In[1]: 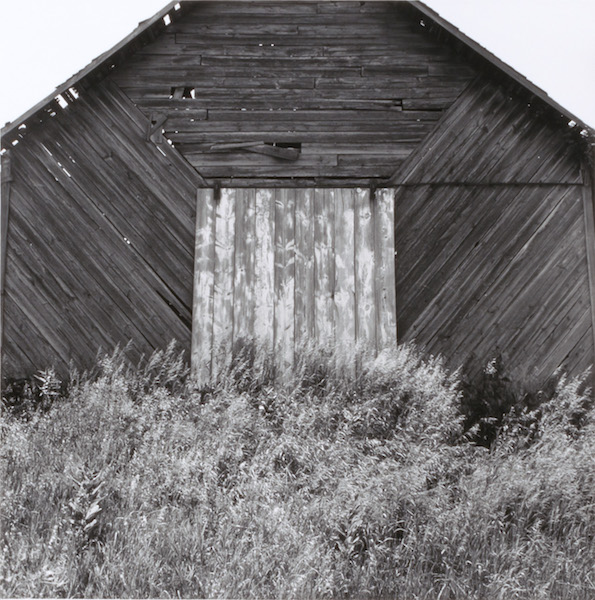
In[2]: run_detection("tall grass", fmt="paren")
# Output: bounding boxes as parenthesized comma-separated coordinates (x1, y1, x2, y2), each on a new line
(1, 343, 594, 598)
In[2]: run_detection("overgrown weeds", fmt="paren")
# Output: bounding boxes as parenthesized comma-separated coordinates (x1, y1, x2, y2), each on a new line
(1, 343, 594, 598)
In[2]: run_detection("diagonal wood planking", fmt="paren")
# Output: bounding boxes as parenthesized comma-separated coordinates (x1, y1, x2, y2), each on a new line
(2, 79, 201, 377)
(395, 75, 590, 380)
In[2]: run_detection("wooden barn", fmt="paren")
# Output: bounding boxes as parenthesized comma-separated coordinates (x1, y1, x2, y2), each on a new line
(1, 1, 594, 384)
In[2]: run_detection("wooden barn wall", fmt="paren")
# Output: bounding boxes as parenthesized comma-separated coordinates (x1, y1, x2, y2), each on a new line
(1, 80, 203, 378)
(395, 77, 592, 380)
(108, 1, 477, 188)
(191, 188, 396, 383)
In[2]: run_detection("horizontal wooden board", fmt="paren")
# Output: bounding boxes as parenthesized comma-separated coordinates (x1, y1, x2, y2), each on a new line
(108, 0, 477, 185)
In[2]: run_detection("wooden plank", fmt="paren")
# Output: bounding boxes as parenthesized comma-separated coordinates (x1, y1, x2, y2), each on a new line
(134, 96, 406, 111)
(6, 186, 150, 368)
(306, 142, 417, 155)
(186, 153, 336, 168)
(397, 185, 563, 346)
(294, 189, 315, 348)
(116, 66, 362, 80)
(185, 163, 397, 179)
(581, 154, 595, 387)
(253, 189, 275, 354)
(374, 188, 397, 349)
(334, 189, 356, 363)
(203, 177, 383, 189)
(191, 189, 216, 385)
(187, 3, 319, 16)
(169, 130, 432, 145)
(212, 188, 236, 381)
(12, 152, 187, 351)
(245, 145, 301, 160)
(114, 76, 316, 90)
(181, 11, 408, 24)
(167, 119, 438, 134)
(354, 188, 376, 350)
(233, 189, 256, 347)
(274, 189, 295, 375)
(426, 187, 582, 372)
(1, 149, 12, 382)
(200, 56, 362, 69)
(205, 109, 430, 123)
(314, 188, 335, 346)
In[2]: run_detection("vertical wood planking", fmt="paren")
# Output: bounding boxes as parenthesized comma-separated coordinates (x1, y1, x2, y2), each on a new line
(274, 189, 295, 374)
(233, 188, 256, 347)
(194, 186, 397, 379)
(314, 188, 335, 346)
(254, 189, 275, 353)
(354, 187, 376, 350)
(191, 188, 216, 384)
(374, 188, 397, 349)
(212, 188, 235, 380)
(334, 189, 356, 353)
(294, 188, 315, 348)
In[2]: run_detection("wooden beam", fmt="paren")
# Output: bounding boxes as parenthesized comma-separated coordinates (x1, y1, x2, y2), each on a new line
(374, 188, 397, 350)
(582, 147, 595, 389)
(0, 149, 12, 386)
(147, 113, 168, 141)
(191, 188, 216, 386)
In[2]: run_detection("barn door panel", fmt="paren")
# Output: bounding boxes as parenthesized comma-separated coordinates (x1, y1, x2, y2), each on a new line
(191, 188, 396, 384)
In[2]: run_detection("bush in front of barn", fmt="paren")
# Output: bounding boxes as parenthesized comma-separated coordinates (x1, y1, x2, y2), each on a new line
(1, 344, 594, 599)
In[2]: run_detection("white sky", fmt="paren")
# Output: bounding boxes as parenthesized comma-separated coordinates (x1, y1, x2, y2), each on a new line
(1, 0, 594, 130)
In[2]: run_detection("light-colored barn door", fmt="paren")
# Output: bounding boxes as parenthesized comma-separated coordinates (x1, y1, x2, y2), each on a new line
(191, 188, 396, 385)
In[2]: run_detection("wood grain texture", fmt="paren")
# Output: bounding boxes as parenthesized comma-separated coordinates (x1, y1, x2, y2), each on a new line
(580, 156, 595, 390)
(374, 188, 397, 349)
(212, 188, 236, 381)
(294, 188, 315, 346)
(233, 188, 257, 346)
(396, 183, 591, 380)
(334, 189, 356, 352)
(2, 79, 198, 378)
(354, 188, 376, 350)
(191, 189, 216, 385)
(274, 189, 296, 374)
(253, 189, 276, 352)
(109, 1, 477, 186)
(391, 76, 582, 185)
(0, 150, 12, 382)
(314, 188, 336, 346)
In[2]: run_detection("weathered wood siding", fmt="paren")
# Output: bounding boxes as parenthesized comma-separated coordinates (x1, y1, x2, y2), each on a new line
(395, 77, 591, 380)
(191, 188, 396, 383)
(1, 2, 592, 383)
(109, 1, 476, 187)
(1, 80, 203, 378)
